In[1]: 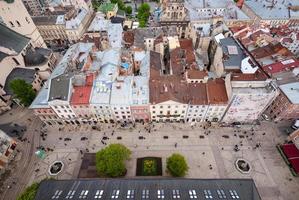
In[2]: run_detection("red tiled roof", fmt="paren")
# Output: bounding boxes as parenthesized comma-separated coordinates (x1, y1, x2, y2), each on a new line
(71, 85, 92, 105)
(123, 31, 134, 47)
(70, 74, 95, 105)
(206, 79, 228, 104)
(250, 43, 293, 59)
(187, 70, 208, 79)
(262, 59, 299, 76)
(231, 69, 268, 81)
(230, 25, 247, 34)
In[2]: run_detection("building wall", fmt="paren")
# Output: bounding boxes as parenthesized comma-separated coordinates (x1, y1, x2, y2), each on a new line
(22, 0, 44, 16)
(185, 104, 208, 122)
(71, 104, 95, 121)
(36, 24, 68, 42)
(33, 107, 60, 125)
(161, 2, 187, 21)
(223, 89, 277, 123)
(0, 0, 46, 48)
(130, 105, 150, 122)
(150, 100, 187, 122)
(204, 104, 227, 122)
(49, 102, 77, 120)
(91, 104, 114, 123)
(0, 130, 16, 171)
(111, 105, 133, 123)
(266, 92, 299, 121)
(65, 11, 93, 43)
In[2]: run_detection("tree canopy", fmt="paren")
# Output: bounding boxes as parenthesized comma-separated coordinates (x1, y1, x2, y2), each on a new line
(95, 144, 131, 177)
(9, 79, 36, 107)
(126, 6, 132, 15)
(17, 182, 40, 200)
(137, 3, 151, 27)
(166, 153, 189, 177)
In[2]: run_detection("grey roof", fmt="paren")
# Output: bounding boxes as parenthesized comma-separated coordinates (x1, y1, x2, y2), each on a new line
(219, 37, 246, 70)
(48, 74, 72, 101)
(134, 28, 163, 49)
(32, 15, 59, 26)
(34, 178, 261, 200)
(279, 82, 299, 104)
(0, 23, 30, 61)
(4, 68, 36, 95)
(24, 50, 47, 66)
(245, 0, 299, 20)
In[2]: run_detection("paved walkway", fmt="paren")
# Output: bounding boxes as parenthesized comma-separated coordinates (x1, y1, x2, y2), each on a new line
(24, 121, 299, 200)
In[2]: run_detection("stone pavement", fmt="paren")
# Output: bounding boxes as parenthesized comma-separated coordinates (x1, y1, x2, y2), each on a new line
(24, 122, 299, 200)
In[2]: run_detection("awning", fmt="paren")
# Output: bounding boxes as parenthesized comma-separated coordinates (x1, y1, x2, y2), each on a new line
(282, 143, 299, 174)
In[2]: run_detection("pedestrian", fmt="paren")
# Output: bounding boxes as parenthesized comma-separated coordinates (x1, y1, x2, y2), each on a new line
(174, 143, 177, 148)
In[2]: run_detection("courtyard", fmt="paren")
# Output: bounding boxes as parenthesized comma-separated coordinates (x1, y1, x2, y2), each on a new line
(17, 121, 298, 200)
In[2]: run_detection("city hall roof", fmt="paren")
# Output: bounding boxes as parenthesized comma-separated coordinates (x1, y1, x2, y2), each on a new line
(34, 178, 261, 200)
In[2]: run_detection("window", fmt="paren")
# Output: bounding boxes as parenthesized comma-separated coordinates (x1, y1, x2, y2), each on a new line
(66, 190, 76, 199)
(229, 190, 239, 199)
(9, 21, 14, 27)
(12, 57, 20, 65)
(51, 190, 63, 199)
(189, 190, 197, 198)
(79, 190, 88, 199)
(126, 190, 135, 199)
(25, 17, 30, 24)
(94, 190, 103, 199)
(204, 190, 212, 199)
(217, 190, 226, 199)
(142, 189, 149, 199)
(111, 190, 120, 199)
(157, 190, 164, 199)
(172, 190, 180, 198)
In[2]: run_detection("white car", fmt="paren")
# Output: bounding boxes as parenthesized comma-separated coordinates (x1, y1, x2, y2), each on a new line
(262, 114, 270, 121)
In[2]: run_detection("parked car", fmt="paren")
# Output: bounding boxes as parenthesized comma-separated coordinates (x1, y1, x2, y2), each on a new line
(262, 114, 270, 121)
(291, 119, 299, 130)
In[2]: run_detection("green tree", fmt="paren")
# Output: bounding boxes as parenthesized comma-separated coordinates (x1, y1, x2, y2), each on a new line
(17, 182, 39, 200)
(9, 79, 36, 107)
(166, 153, 189, 177)
(111, 0, 125, 11)
(96, 144, 131, 177)
(137, 3, 150, 27)
(126, 6, 132, 15)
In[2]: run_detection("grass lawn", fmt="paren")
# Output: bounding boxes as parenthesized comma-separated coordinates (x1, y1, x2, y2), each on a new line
(136, 157, 162, 176)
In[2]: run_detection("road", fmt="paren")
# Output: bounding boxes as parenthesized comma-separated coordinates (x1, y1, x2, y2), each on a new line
(0, 108, 41, 200)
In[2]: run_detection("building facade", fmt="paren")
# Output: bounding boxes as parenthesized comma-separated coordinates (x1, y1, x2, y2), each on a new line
(265, 82, 299, 121)
(0, 129, 17, 174)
